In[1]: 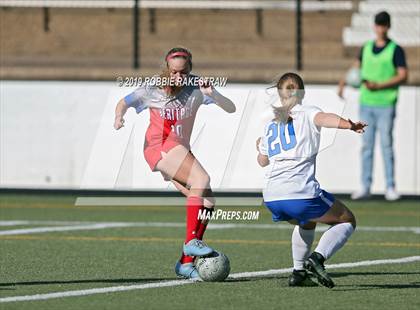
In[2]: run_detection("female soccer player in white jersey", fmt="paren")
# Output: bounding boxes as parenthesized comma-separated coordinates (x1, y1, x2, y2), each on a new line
(256, 72, 367, 288)
(114, 47, 235, 279)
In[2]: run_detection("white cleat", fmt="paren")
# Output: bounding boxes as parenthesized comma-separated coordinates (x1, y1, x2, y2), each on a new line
(351, 189, 370, 200)
(385, 188, 400, 201)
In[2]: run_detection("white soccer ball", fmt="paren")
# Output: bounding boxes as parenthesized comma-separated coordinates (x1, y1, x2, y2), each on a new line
(345, 68, 361, 88)
(196, 251, 230, 282)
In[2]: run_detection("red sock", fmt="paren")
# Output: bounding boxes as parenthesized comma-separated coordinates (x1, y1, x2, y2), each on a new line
(180, 253, 194, 264)
(196, 207, 213, 240)
(185, 196, 203, 243)
(196, 221, 208, 240)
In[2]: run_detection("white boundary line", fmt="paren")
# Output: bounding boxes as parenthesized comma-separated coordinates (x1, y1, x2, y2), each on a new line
(1, 256, 419, 303)
(230, 256, 420, 278)
(1, 220, 419, 235)
(74, 197, 263, 206)
(0, 223, 136, 236)
(0, 221, 90, 226)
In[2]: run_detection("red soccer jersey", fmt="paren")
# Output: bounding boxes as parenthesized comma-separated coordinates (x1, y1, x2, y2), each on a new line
(123, 77, 216, 169)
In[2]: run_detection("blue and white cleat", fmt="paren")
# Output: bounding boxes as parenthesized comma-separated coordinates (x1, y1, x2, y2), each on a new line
(175, 261, 200, 280)
(183, 238, 214, 257)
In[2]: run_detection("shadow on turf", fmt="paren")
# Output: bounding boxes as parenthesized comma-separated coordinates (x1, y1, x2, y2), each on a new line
(0, 276, 286, 287)
(334, 283, 420, 291)
(330, 271, 420, 278)
(328, 272, 420, 291)
(2, 274, 418, 290)
(357, 283, 420, 289)
(226, 276, 284, 283)
(0, 277, 179, 287)
(227, 273, 420, 290)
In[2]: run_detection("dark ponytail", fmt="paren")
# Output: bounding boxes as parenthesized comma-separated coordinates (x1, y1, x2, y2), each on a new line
(272, 72, 305, 123)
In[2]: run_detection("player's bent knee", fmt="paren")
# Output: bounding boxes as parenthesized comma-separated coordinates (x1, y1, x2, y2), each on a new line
(190, 172, 210, 189)
(344, 209, 357, 229)
(202, 174, 211, 186)
(200, 176, 211, 190)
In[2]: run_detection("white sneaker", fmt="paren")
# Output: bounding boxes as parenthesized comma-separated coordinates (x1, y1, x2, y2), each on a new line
(385, 188, 400, 201)
(351, 189, 370, 200)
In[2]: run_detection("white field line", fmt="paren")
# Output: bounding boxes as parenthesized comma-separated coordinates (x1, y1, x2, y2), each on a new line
(229, 256, 420, 278)
(0, 223, 136, 236)
(0, 221, 31, 226)
(74, 196, 263, 206)
(1, 220, 420, 235)
(0, 220, 90, 226)
(0, 256, 419, 303)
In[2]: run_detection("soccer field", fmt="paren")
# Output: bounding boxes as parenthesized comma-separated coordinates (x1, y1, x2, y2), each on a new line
(0, 193, 419, 310)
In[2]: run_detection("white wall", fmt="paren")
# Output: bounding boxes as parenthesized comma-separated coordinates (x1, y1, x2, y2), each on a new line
(1, 81, 419, 194)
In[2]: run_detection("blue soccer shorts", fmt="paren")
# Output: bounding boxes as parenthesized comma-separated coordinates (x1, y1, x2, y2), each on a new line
(264, 190, 335, 225)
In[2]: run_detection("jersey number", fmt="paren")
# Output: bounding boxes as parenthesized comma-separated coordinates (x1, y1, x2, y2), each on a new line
(267, 122, 297, 157)
(171, 124, 183, 138)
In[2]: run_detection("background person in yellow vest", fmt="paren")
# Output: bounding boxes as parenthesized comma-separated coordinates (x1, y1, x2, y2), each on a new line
(338, 11, 408, 201)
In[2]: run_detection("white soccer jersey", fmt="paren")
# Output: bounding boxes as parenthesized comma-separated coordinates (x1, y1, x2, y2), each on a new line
(259, 104, 323, 201)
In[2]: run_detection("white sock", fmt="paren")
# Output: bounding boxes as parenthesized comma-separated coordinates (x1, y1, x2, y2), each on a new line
(314, 223, 354, 260)
(292, 225, 315, 270)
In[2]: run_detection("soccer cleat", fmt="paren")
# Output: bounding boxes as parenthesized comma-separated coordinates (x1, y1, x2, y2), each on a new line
(288, 270, 318, 287)
(385, 188, 400, 201)
(351, 189, 370, 200)
(304, 252, 335, 288)
(183, 238, 214, 257)
(175, 261, 200, 280)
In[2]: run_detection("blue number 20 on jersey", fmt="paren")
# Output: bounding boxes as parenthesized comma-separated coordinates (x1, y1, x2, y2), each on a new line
(267, 121, 297, 157)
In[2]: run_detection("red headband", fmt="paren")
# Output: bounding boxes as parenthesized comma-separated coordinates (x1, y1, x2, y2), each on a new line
(166, 51, 190, 62)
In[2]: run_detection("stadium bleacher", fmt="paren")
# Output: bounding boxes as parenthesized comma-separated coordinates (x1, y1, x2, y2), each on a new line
(343, 0, 420, 46)
(0, 0, 354, 10)
(0, 0, 418, 83)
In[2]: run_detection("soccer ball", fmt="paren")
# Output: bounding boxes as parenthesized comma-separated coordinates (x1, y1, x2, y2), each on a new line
(345, 68, 361, 88)
(196, 251, 230, 282)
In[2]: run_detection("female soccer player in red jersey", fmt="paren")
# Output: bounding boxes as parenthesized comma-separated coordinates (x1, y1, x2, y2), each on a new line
(114, 47, 235, 279)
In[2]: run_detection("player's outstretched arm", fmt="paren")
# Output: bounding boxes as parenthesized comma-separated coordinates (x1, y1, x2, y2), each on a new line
(114, 99, 128, 130)
(314, 112, 367, 133)
(199, 80, 236, 113)
(210, 89, 236, 113)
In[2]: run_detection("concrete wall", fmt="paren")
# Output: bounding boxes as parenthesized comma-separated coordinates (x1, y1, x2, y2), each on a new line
(1, 81, 419, 194)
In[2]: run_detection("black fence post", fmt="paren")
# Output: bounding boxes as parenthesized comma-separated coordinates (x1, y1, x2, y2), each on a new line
(296, 0, 302, 71)
(43, 7, 50, 32)
(256, 9, 263, 36)
(149, 8, 156, 34)
(133, 0, 140, 69)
